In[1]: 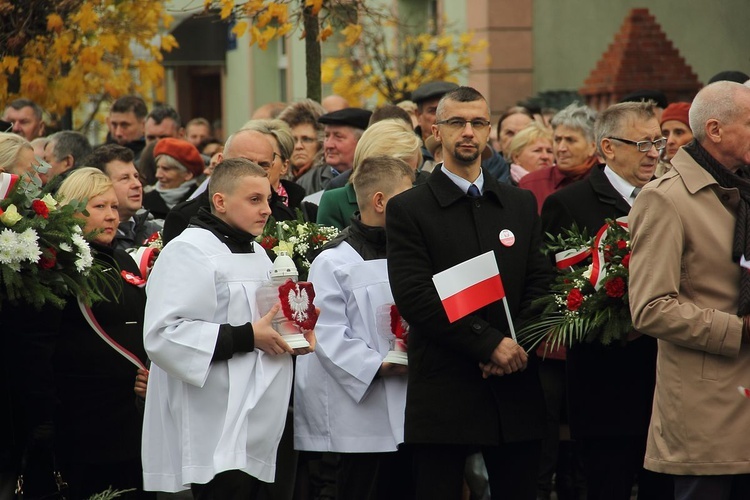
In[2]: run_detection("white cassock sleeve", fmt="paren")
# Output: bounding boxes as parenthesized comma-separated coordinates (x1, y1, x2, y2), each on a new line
(144, 239, 221, 388)
(308, 248, 383, 403)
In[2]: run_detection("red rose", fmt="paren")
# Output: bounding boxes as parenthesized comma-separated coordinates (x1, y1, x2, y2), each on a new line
(566, 288, 583, 311)
(32, 199, 49, 219)
(616, 239, 627, 250)
(39, 247, 57, 269)
(260, 235, 278, 250)
(621, 254, 631, 268)
(604, 276, 626, 298)
(311, 234, 327, 245)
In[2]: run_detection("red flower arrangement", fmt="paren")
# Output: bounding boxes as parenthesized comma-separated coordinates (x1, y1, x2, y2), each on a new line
(518, 218, 633, 351)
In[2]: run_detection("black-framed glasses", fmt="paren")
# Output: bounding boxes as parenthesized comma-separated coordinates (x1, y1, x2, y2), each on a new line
(436, 118, 491, 131)
(272, 152, 285, 163)
(608, 136, 667, 152)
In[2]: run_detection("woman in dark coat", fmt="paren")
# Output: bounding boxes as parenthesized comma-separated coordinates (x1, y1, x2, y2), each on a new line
(54, 168, 152, 499)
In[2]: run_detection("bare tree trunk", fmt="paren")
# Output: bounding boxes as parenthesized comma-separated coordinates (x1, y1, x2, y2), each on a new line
(302, 3, 321, 102)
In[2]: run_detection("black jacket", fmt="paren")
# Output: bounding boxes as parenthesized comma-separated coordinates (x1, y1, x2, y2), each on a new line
(541, 165, 658, 439)
(386, 166, 552, 445)
(53, 244, 148, 463)
(142, 185, 197, 220)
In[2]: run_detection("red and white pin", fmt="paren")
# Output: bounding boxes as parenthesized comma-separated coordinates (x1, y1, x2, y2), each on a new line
(499, 229, 515, 247)
(739, 386, 750, 398)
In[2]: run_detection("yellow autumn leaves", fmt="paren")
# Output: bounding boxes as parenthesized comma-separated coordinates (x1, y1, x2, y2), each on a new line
(322, 30, 487, 105)
(0, 0, 177, 123)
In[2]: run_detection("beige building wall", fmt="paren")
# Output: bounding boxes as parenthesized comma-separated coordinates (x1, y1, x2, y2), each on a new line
(465, 0, 534, 118)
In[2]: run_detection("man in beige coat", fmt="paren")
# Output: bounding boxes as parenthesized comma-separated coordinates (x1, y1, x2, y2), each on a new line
(629, 81, 750, 499)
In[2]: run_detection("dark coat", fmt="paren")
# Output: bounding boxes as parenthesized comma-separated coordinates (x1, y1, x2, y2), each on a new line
(386, 167, 551, 445)
(161, 183, 301, 245)
(142, 184, 197, 220)
(540, 165, 658, 439)
(53, 244, 148, 464)
(281, 179, 306, 212)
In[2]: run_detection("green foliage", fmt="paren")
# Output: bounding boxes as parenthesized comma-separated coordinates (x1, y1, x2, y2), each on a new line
(518, 218, 634, 354)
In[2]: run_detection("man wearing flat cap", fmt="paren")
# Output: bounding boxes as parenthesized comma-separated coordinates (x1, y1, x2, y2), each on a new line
(296, 107, 372, 196)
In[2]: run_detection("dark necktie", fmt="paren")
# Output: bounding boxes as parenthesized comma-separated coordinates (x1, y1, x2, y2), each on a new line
(631, 187, 641, 198)
(467, 184, 481, 197)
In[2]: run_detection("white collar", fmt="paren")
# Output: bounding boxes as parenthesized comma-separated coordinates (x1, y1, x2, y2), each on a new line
(604, 165, 638, 206)
(441, 164, 485, 195)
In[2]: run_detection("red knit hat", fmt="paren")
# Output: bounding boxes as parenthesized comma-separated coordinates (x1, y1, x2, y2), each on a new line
(153, 138, 205, 178)
(660, 102, 691, 127)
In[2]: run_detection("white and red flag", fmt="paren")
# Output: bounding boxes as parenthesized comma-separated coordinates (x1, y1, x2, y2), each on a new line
(432, 251, 516, 338)
(0, 172, 19, 199)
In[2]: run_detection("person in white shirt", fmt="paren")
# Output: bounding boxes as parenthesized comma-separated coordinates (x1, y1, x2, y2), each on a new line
(294, 156, 414, 500)
(141, 158, 315, 499)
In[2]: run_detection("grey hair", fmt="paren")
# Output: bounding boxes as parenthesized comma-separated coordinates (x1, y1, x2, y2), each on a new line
(551, 103, 598, 144)
(240, 119, 295, 160)
(595, 101, 656, 157)
(48, 131, 92, 167)
(154, 154, 188, 174)
(690, 81, 747, 143)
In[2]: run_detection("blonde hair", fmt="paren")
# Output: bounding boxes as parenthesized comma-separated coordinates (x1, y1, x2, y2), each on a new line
(0, 132, 33, 174)
(351, 156, 415, 210)
(508, 122, 553, 163)
(352, 119, 422, 173)
(57, 167, 113, 206)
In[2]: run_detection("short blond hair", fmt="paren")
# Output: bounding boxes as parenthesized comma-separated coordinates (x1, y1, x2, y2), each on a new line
(209, 157, 268, 210)
(57, 167, 113, 206)
(508, 122, 553, 163)
(351, 156, 414, 211)
(352, 119, 422, 173)
(0, 132, 33, 174)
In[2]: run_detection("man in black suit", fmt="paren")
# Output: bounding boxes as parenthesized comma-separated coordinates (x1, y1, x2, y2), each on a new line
(541, 101, 672, 500)
(386, 87, 551, 500)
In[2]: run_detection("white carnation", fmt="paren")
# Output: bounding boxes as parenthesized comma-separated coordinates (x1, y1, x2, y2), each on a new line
(59, 242, 73, 252)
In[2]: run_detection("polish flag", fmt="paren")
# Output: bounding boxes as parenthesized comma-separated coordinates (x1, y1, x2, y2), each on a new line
(433, 251, 506, 323)
(0, 173, 19, 199)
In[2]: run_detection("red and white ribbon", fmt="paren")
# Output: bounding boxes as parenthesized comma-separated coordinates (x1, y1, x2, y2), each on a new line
(127, 246, 158, 280)
(77, 298, 146, 370)
(589, 217, 629, 290)
(0, 173, 19, 199)
(555, 247, 592, 269)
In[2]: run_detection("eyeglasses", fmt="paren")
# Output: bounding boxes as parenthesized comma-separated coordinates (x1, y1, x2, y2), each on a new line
(272, 152, 285, 163)
(436, 118, 491, 131)
(608, 137, 667, 152)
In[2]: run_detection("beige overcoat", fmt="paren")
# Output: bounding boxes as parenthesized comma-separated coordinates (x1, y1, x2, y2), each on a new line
(629, 147, 750, 475)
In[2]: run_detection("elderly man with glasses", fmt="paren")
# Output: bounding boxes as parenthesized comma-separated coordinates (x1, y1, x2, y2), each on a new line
(539, 101, 674, 500)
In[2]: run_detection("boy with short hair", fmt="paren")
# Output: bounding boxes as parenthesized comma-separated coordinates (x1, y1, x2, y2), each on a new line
(294, 155, 415, 499)
(142, 158, 314, 499)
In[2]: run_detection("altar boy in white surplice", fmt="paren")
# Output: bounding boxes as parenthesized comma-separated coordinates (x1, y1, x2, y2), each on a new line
(294, 156, 415, 500)
(141, 158, 315, 499)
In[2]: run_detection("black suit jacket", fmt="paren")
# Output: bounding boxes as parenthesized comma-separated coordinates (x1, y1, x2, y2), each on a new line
(541, 165, 657, 439)
(386, 166, 551, 445)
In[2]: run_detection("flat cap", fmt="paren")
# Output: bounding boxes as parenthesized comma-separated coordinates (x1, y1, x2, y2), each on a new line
(708, 70, 750, 84)
(318, 108, 372, 131)
(411, 81, 459, 104)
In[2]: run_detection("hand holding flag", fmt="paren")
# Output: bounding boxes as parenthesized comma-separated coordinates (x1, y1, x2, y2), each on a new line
(432, 251, 517, 340)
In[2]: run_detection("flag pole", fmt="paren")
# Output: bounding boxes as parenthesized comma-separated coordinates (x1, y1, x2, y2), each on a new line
(502, 296, 517, 341)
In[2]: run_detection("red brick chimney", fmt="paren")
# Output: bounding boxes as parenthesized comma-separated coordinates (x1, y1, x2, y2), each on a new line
(579, 8, 702, 110)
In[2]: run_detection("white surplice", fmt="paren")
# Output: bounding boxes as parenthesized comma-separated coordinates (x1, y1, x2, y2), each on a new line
(294, 243, 407, 452)
(141, 228, 292, 492)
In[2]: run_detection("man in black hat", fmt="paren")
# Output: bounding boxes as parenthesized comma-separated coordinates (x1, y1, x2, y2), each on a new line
(296, 107, 372, 196)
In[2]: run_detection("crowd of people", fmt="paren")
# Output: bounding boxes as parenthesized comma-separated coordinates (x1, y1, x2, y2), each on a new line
(1, 68, 750, 500)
